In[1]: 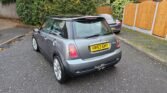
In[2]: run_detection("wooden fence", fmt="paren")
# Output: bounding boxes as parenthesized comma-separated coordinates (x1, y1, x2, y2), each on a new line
(123, 3, 137, 26)
(123, 1, 167, 38)
(135, 1, 156, 30)
(153, 1, 167, 38)
(96, 6, 112, 15)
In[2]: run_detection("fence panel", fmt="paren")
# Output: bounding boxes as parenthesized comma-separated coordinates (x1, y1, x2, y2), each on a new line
(139, 0, 154, 2)
(135, 1, 156, 30)
(123, 3, 137, 26)
(96, 6, 112, 15)
(153, 1, 167, 38)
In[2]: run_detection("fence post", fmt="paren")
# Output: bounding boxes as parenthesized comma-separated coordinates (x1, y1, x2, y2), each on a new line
(133, 4, 138, 28)
(122, 6, 126, 24)
(151, 2, 159, 34)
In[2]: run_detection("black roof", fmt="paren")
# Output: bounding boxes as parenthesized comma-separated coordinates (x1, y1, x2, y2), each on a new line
(48, 15, 104, 21)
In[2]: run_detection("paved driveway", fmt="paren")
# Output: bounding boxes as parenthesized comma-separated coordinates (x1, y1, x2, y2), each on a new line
(0, 27, 31, 44)
(0, 19, 18, 31)
(0, 35, 167, 93)
(0, 19, 31, 48)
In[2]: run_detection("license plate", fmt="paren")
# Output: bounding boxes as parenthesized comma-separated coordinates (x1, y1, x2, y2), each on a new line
(89, 42, 111, 53)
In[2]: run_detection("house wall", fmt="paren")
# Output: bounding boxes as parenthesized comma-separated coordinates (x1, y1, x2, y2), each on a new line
(0, 3, 19, 19)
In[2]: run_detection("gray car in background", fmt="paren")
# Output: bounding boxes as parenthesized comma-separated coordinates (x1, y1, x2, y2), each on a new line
(32, 16, 122, 83)
(98, 14, 122, 34)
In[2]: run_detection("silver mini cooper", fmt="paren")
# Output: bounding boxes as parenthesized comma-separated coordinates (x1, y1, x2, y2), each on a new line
(32, 16, 122, 83)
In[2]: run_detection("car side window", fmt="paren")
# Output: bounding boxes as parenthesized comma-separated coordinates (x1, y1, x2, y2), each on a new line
(42, 19, 54, 33)
(51, 20, 68, 39)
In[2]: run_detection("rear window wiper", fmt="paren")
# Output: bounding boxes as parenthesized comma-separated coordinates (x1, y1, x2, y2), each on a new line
(85, 34, 100, 38)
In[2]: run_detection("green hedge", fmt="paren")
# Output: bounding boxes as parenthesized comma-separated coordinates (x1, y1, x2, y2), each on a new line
(112, 0, 135, 20)
(16, 0, 99, 25)
(16, 0, 51, 25)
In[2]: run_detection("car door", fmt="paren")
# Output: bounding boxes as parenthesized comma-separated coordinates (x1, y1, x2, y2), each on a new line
(38, 19, 54, 54)
(44, 20, 67, 60)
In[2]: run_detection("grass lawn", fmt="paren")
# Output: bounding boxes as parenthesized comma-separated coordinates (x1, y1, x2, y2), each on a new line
(118, 27, 167, 62)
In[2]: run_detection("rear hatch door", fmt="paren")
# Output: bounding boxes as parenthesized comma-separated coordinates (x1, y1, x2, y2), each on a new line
(73, 17, 117, 59)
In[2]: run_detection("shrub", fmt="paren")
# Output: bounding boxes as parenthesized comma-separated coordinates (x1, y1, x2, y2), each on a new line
(112, 0, 132, 20)
(16, 0, 98, 25)
(50, 0, 97, 15)
(16, 0, 52, 25)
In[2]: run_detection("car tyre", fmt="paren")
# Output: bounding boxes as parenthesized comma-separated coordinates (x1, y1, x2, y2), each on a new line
(32, 37, 39, 52)
(114, 31, 120, 34)
(53, 56, 67, 83)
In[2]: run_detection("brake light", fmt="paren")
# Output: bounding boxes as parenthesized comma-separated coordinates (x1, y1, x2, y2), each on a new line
(69, 44, 78, 58)
(116, 39, 120, 48)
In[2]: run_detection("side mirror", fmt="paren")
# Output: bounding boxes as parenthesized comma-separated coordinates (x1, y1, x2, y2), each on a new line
(33, 28, 40, 33)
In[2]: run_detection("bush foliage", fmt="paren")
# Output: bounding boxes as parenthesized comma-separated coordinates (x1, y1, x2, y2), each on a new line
(16, 0, 99, 25)
(16, 0, 51, 25)
(112, 0, 132, 20)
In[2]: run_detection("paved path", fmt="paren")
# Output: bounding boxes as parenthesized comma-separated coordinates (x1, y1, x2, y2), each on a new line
(0, 27, 31, 45)
(0, 19, 31, 48)
(0, 19, 18, 31)
(0, 35, 167, 93)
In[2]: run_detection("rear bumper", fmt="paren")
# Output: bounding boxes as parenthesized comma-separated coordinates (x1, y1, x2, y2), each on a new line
(64, 49, 122, 76)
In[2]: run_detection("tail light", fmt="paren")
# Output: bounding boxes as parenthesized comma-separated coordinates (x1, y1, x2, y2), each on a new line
(69, 44, 78, 58)
(116, 39, 120, 48)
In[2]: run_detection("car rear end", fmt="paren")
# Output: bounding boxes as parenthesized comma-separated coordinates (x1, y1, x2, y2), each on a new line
(64, 17, 122, 76)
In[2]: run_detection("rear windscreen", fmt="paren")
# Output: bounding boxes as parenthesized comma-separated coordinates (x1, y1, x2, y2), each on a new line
(73, 18, 113, 38)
